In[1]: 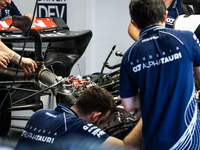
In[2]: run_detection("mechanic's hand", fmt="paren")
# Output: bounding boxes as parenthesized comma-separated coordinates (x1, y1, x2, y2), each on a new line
(0, 0, 11, 9)
(6, 0, 11, 4)
(0, 51, 10, 68)
(24, 13, 36, 25)
(20, 57, 38, 73)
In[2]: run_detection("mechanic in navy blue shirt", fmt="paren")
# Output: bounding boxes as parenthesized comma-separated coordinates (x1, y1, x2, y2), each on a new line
(0, 0, 21, 19)
(15, 86, 143, 150)
(0, 0, 35, 51)
(120, 0, 200, 149)
(128, 0, 194, 41)
(0, 0, 34, 20)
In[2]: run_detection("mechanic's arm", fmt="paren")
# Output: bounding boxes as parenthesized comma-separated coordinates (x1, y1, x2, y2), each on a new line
(194, 66, 200, 89)
(128, 22, 140, 41)
(102, 117, 143, 149)
(121, 93, 140, 112)
(24, 13, 36, 24)
(0, 51, 10, 68)
(6, 0, 11, 5)
(0, 41, 37, 73)
(123, 117, 143, 147)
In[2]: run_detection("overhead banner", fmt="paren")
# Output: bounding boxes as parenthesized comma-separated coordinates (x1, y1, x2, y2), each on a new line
(37, 0, 67, 23)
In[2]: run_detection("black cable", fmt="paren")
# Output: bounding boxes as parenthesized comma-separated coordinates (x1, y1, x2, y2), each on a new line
(0, 0, 39, 110)
(98, 45, 116, 85)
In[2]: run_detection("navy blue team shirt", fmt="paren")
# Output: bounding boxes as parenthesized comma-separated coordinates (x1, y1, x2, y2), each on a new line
(120, 24, 200, 149)
(166, 0, 194, 28)
(0, 1, 21, 49)
(15, 103, 109, 150)
(131, 0, 194, 29)
(0, 1, 21, 19)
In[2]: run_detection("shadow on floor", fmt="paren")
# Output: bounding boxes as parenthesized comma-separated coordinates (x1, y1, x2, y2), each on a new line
(0, 130, 22, 149)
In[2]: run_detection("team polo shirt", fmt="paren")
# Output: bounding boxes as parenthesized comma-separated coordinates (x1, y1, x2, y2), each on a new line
(166, 0, 193, 28)
(120, 24, 200, 150)
(15, 103, 109, 150)
(0, 1, 22, 50)
(0, 1, 21, 19)
(131, 0, 193, 29)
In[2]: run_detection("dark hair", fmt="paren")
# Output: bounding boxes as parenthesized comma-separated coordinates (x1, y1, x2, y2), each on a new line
(129, 0, 166, 29)
(74, 86, 115, 115)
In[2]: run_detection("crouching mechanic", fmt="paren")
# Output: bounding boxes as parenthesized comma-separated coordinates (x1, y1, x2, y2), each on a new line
(15, 86, 142, 150)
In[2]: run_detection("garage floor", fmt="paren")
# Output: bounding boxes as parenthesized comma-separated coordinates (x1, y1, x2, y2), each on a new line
(0, 130, 22, 149)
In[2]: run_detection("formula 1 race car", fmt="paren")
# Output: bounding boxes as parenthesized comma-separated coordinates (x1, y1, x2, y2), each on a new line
(0, 16, 140, 139)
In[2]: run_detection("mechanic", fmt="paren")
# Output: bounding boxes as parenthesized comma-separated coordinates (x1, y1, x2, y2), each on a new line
(0, 0, 34, 21)
(128, 0, 194, 41)
(15, 86, 142, 150)
(0, 0, 21, 18)
(120, 0, 200, 149)
(0, 0, 35, 51)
